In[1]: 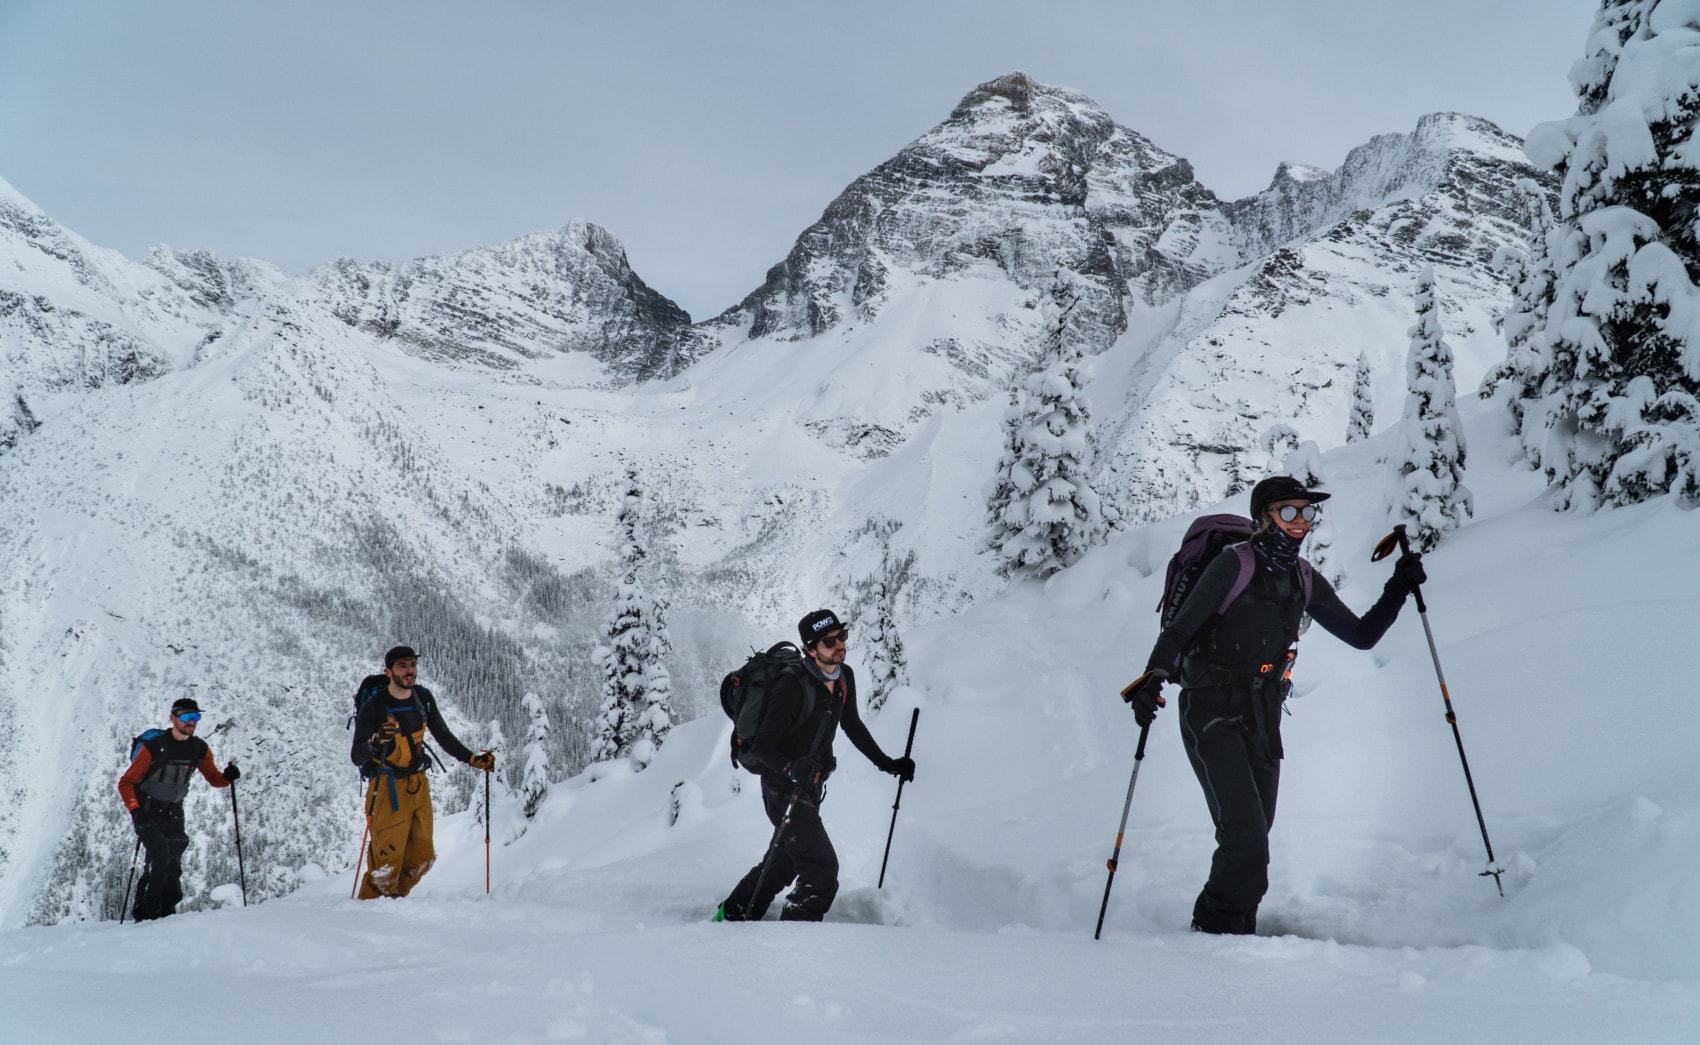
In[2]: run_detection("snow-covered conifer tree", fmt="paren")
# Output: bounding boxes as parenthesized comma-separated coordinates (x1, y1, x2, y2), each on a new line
(1480, 179, 1558, 450)
(591, 468, 674, 771)
(1258, 424, 1301, 475)
(859, 548, 911, 716)
(1386, 267, 1473, 551)
(984, 263, 1107, 577)
(519, 692, 550, 817)
(1505, 0, 1700, 508)
(1346, 353, 1375, 443)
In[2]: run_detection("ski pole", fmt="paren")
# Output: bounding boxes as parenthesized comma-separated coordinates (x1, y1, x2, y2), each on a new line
(229, 775, 248, 906)
(1374, 524, 1505, 896)
(877, 708, 920, 889)
(351, 816, 370, 900)
(483, 762, 492, 895)
(1095, 711, 1153, 940)
(119, 835, 141, 924)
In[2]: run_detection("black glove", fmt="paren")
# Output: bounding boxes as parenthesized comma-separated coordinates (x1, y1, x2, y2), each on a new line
(819, 752, 837, 779)
(1122, 672, 1167, 728)
(784, 756, 821, 787)
(371, 720, 398, 758)
(222, 762, 240, 782)
(469, 751, 495, 772)
(886, 756, 916, 784)
(129, 807, 145, 834)
(1394, 552, 1427, 591)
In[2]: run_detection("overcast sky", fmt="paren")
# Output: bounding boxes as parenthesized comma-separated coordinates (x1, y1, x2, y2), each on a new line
(1, 0, 1599, 319)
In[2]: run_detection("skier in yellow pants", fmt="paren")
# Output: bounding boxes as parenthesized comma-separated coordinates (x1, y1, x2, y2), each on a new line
(350, 646, 494, 898)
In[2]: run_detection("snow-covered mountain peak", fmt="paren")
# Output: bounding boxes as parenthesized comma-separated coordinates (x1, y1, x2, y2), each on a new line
(1268, 161, 1331, 189)
(1227, 112, 1536, 261)
(311, 220, 704, 382)
(939, 70, 1120, 146)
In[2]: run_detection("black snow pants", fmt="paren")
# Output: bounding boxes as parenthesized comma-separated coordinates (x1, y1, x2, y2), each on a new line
(132, 799, 190, 922)
(1178, 679, 1284, 934)
(722, 776, 839, 922)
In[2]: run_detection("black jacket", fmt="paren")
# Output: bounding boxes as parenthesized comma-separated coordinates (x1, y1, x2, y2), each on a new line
(349, 683, 475, 778)
(741, 662, 895, 782)
(1147, 545, 1411, 684)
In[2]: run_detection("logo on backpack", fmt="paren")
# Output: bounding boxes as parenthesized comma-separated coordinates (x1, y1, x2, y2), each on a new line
(719, 642, 812, 771)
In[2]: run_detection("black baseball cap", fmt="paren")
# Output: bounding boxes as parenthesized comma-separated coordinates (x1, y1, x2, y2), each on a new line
(798, 610, 847, 646)
(1249, 475, 1331, 519)
(385, 645, 419, 668)
(171, 697, 202, 716)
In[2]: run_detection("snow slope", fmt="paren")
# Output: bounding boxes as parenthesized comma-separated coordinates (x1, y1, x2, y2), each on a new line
(3, 398, 1695, 1043)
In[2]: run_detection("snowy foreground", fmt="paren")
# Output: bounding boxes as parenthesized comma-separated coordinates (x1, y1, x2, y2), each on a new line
(4, 410, 1699, 1043)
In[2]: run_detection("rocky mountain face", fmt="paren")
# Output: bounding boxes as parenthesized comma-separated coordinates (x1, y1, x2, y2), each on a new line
(312, 222, 709, 381)
(0, 76, 1555, 926)
(717, 73, 1237, 346)
(1093, 111, 1554, 521)
(699, 72, 1242, 459)
(1226, 113, 1538, 260)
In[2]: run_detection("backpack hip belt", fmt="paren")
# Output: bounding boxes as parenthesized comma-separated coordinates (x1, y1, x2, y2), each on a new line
(1193, 648, 1297, 683)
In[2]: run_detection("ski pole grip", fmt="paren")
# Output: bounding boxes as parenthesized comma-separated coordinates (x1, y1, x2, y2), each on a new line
(901, 707, 919, 758)
(1392, 525, 1428, 613)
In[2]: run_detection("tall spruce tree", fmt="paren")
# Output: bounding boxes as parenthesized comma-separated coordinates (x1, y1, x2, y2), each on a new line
(591, 467, 674, 771)
(1505, 0, 1700, 508)
(1347, 352, 1376, 443)
(1386, 267, 1473, 551)
(1480, 179, 1558, 456)
(984, 263, 1108, 577)
(519, 691, 550, 817)
(858, 546, 911, 716)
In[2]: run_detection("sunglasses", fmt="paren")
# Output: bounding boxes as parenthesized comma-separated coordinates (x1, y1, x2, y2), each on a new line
(176, 712, 202, 724)
(1272, 505, 1319, 523)
(815, 632, 848, 649)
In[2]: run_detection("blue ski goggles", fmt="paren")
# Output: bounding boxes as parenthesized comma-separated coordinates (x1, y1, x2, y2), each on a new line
(176, 711, 202, 724)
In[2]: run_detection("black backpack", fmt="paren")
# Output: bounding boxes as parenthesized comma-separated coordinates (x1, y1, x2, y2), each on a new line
(347, 673, 389, 730)
(719, 642, 812, 771)
(1156, 514, 1313, 670)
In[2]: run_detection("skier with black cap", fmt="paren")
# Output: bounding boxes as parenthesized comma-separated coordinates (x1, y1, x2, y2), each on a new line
(117, 697, 239, 921)
(350, 645, 495, 899)
(1124, 475, 1428, 934)
(716, 609, 917, 922)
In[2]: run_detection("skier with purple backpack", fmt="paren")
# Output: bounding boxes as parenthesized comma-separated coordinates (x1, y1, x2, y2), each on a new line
(1124, 475, 1427, 934)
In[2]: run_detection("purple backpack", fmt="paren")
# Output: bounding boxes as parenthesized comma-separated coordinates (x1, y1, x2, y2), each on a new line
(1158, 514, 1313, 630)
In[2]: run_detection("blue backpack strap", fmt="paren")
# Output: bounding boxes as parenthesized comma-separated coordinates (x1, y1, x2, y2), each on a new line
(1215, 544, 1257, 616)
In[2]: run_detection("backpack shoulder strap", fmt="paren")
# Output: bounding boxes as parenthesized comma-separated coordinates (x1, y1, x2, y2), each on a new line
(130, 729, 170, 781)
(1297, 557, 1314, 608)
(1215, 543, 1258, 616)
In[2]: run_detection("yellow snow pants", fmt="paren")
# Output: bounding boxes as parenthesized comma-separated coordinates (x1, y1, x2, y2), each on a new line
(358, 771, 435, 899)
